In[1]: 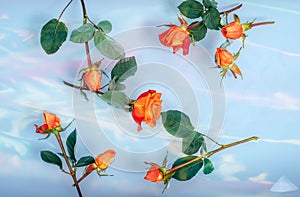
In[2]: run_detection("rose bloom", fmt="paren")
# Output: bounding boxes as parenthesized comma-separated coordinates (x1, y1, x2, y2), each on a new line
(159, 17, 191, 55)
(83, 66, 102, 92)
(215, 48, 233, 67)
(144, 166, 164, 183)
(222, 21, 243, 40)
(35, 111, 62, 134)
(132, 90, 162, 131)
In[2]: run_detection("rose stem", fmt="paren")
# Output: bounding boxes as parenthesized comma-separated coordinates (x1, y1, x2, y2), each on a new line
(79, 0, 92, 67)
(251, 21, 275, 28)
(166, 136, 259, 174)
(58, 0, 73, 21)
(63, 80, 104, 95)
(55, 133, 83, 197)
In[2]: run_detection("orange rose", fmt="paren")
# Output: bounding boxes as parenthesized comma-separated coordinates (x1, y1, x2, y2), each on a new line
(94, 150, 116, 171)
(132, 90, 162, 131)
(35, 111, 62, 134)
(144, 166, 164, 183)
(222, 21, 243, 40)
(215, 48, 233, 67)
(159, 17, 190, 55)
(77, 150, 116, 184)
(83, 66, 102, 92)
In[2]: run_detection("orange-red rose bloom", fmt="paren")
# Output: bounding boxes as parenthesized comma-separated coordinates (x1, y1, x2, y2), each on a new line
(222, 21, 243, 40)
(215, 48, 233, 67)
(132, 90, 162, 131)
(144, 166, 164, 183)
(159, 26, 190, 55)
(35, 111, 62, 134)
(83, 66, 102, 92)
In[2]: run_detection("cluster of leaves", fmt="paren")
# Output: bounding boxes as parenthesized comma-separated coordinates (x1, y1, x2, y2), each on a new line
(100, 56, 137, 110)
(41, 18, 124, 60)
(161, 110, 214, 181)
(40, 130, 95, 171)
(178, 0, 221, 42)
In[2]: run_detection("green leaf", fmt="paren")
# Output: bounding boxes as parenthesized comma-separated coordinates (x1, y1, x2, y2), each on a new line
(94, 31, 125, 60)
(178, 0, 204, 19)
(202, 8, 221, 30)
(75, 156, 95, 167)
(202, 0, 218, 8)
(66, 129, 77, 163)
(70, 23, 95, 43)
(182, 132, 204, 155)
(161, 110, 195, 138)
(101, 90, 129, 109)
(172, 156, 203, 181)
(97, 20, 112, 34)
(111, 56, 137, 83)
(40, 150, 62, 169)
(40, 19, 68, 54)
(189, 22, 207, 41)
(203, 158, 214, 175)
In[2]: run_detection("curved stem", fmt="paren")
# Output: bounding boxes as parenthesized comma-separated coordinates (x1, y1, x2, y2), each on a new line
(166, 136, 259, 174)
(79, 0, 92, 67)
(55, 133, 82, 197)
(220, 3, 243, 15)
(58, 0, 74, 21)
(198, 132, 223, 147)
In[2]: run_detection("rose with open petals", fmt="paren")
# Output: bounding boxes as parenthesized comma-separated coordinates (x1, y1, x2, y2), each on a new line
(35, 111, 62, 134)
(83, 66, 102, 92)
(132, 90, 162, 131)
(144, 166, 164, 183)
(159, 17, 191, 55)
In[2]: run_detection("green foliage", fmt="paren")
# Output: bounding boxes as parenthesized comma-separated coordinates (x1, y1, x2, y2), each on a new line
(178, 0, 204, 19)
(203, 158, 214, 174)
(97, 20, 112, 34)
(66, 129, 77, 163)
(161, 110, 195, 138)
(40, 19, 68, 54)
(182, 132, 204, 155)
(189, 22, 207, 41)
(94, 31, 125, 60)
(40, 150, 62, 169)
(70, 23, 95, 43)
(172, 156, 203, 181)
(75, 156, 95, 167)
(202, 8, 221, 30)
(202, 0, 218, 8)
(101, 90, 129, 109)
(111, 56, 137, 83)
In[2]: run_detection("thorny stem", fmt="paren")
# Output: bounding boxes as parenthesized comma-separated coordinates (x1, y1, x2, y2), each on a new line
(63, 80, 104, 95)
(55, 133, 82, 197)
(79, 0, 92, 67)
(166, 136, 259, 174)
(58, 0, 74, 21)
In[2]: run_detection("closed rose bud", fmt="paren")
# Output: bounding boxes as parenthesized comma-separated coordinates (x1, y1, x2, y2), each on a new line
(132, 90, 162, 131)
(35, 111, 62, 134)
(83, 66, 102, 92)
(222, 21, 243, 40)
(144, 166, 164, 183)
(215, 48, 233, 67)
(95, 150, 116, 171)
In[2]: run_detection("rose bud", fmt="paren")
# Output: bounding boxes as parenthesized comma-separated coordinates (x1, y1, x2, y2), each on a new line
(35, 110, 62, 134)
(144, 166, 164, 183)
(83, 66, 102, 92)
